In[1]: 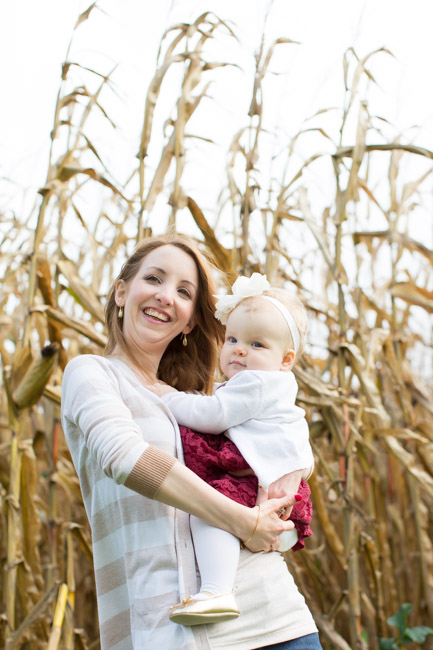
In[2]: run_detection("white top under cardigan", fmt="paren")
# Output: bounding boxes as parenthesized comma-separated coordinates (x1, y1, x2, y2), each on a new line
(162, 369, 314, 490)
(61, 355, 317, 650)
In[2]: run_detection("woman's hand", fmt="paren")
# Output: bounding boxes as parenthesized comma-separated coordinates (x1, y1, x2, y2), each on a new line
(155, 461, 298, 553)
(267, 468, 308, 521)
(242, 496, 297, 553)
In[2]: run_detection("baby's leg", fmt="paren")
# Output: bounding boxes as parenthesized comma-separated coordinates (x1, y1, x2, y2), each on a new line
(169, 516, 240, 624)
(190, 515, 240, 596)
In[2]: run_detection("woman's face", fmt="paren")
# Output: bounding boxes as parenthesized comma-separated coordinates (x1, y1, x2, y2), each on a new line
(115, 245, 199, 355)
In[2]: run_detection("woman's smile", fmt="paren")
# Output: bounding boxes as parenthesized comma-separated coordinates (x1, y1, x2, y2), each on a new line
(142, 306, 171, 323)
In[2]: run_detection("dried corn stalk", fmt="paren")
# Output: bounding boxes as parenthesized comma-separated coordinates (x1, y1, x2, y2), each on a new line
(1, 8, 432, 650)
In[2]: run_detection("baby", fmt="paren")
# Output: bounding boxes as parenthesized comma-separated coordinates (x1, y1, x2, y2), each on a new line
(151, 273, 314, 625)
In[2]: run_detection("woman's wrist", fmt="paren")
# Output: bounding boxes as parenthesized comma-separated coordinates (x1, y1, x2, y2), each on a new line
(228, 502, 258, 542)
(241, 506, 261, 545)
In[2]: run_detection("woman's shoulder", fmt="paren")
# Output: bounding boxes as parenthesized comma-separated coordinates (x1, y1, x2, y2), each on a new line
(64, 353, 111, 373)
(63, 354, 121, 385)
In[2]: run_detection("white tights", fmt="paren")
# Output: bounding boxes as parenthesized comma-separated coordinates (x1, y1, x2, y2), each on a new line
(190, 515, 240, 596)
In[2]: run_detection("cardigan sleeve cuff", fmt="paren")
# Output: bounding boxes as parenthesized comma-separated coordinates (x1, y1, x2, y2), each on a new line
(124, 446, 177, 499)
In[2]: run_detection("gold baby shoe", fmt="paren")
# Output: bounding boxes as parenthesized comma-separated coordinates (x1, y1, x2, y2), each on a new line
(169, 592, 240, 626)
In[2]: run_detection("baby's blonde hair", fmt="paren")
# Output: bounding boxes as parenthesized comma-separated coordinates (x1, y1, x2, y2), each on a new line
(265, 288, 308, 360)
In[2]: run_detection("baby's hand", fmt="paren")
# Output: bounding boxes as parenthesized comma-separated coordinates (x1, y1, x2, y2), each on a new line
(256, 485, 294, 519)
(147, 383, 178, 397)
(255, 485, 268, 506)
(267, 470, 305, 520)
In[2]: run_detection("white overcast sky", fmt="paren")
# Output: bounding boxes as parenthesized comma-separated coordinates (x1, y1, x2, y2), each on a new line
(1, 0, 433, 223)
(1, 0, 432, 374)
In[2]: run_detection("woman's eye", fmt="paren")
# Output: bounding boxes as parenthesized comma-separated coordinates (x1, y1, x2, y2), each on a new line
(145, 275, 160, 283)
(178, 287, 191, 299)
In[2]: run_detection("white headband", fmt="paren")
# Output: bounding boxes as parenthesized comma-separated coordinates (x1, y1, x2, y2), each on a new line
(214, 273, 301, 354)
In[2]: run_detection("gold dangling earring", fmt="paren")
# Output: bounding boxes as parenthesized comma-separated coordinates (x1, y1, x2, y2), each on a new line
(182, 333, 187, 347)
(118, 307, 123, 319)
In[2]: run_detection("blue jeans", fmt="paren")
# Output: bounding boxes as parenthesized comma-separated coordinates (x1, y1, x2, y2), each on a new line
(255, 632, 323, 649)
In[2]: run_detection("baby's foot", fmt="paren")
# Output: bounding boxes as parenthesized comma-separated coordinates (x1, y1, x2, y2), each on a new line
(169, 591, 240, 626)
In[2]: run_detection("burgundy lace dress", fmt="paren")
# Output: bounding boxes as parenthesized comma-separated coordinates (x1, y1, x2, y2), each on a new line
(180, 426, 312, 550)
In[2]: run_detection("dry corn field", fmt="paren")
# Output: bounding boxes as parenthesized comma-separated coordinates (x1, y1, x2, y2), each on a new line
(1, 7, 433, 650)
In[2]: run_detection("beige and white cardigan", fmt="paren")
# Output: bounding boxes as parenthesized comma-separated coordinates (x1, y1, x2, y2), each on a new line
(61, 355, 317, 650)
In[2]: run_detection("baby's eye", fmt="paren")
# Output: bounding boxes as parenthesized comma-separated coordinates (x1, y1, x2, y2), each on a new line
(252, 341, 264, 348)
(228, 336, 237, 343)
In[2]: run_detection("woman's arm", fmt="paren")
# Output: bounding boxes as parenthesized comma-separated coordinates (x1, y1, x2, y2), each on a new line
(62, 357, 293, 551)
(125, 446, 297, 552)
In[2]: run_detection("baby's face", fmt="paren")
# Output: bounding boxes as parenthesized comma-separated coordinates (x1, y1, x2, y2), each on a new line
(219, 300, 294, 380)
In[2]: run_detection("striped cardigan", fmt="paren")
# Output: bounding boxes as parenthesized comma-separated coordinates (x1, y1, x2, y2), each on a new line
(61, 355, 317, 650)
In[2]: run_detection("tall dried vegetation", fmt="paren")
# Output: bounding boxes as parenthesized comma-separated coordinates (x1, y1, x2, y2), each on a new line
(1, 5, 433, 650)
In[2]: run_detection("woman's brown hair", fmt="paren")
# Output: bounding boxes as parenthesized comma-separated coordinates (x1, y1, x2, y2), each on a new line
(105, 233, 225, 393)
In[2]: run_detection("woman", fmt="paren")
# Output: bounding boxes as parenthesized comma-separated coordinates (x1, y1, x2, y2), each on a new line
(61, 233, 321, 650)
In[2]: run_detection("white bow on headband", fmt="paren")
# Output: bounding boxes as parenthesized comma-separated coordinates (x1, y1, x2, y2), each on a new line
(214, 273, 301, 354)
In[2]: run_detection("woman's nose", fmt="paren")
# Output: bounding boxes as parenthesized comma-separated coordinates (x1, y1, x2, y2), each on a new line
(155, 285, 174, 305)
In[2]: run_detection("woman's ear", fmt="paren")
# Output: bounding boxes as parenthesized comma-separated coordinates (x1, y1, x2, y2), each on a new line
(280, 349, 295, 372)
(183, 317, 197, 336)
(115, 279, 126, 306)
